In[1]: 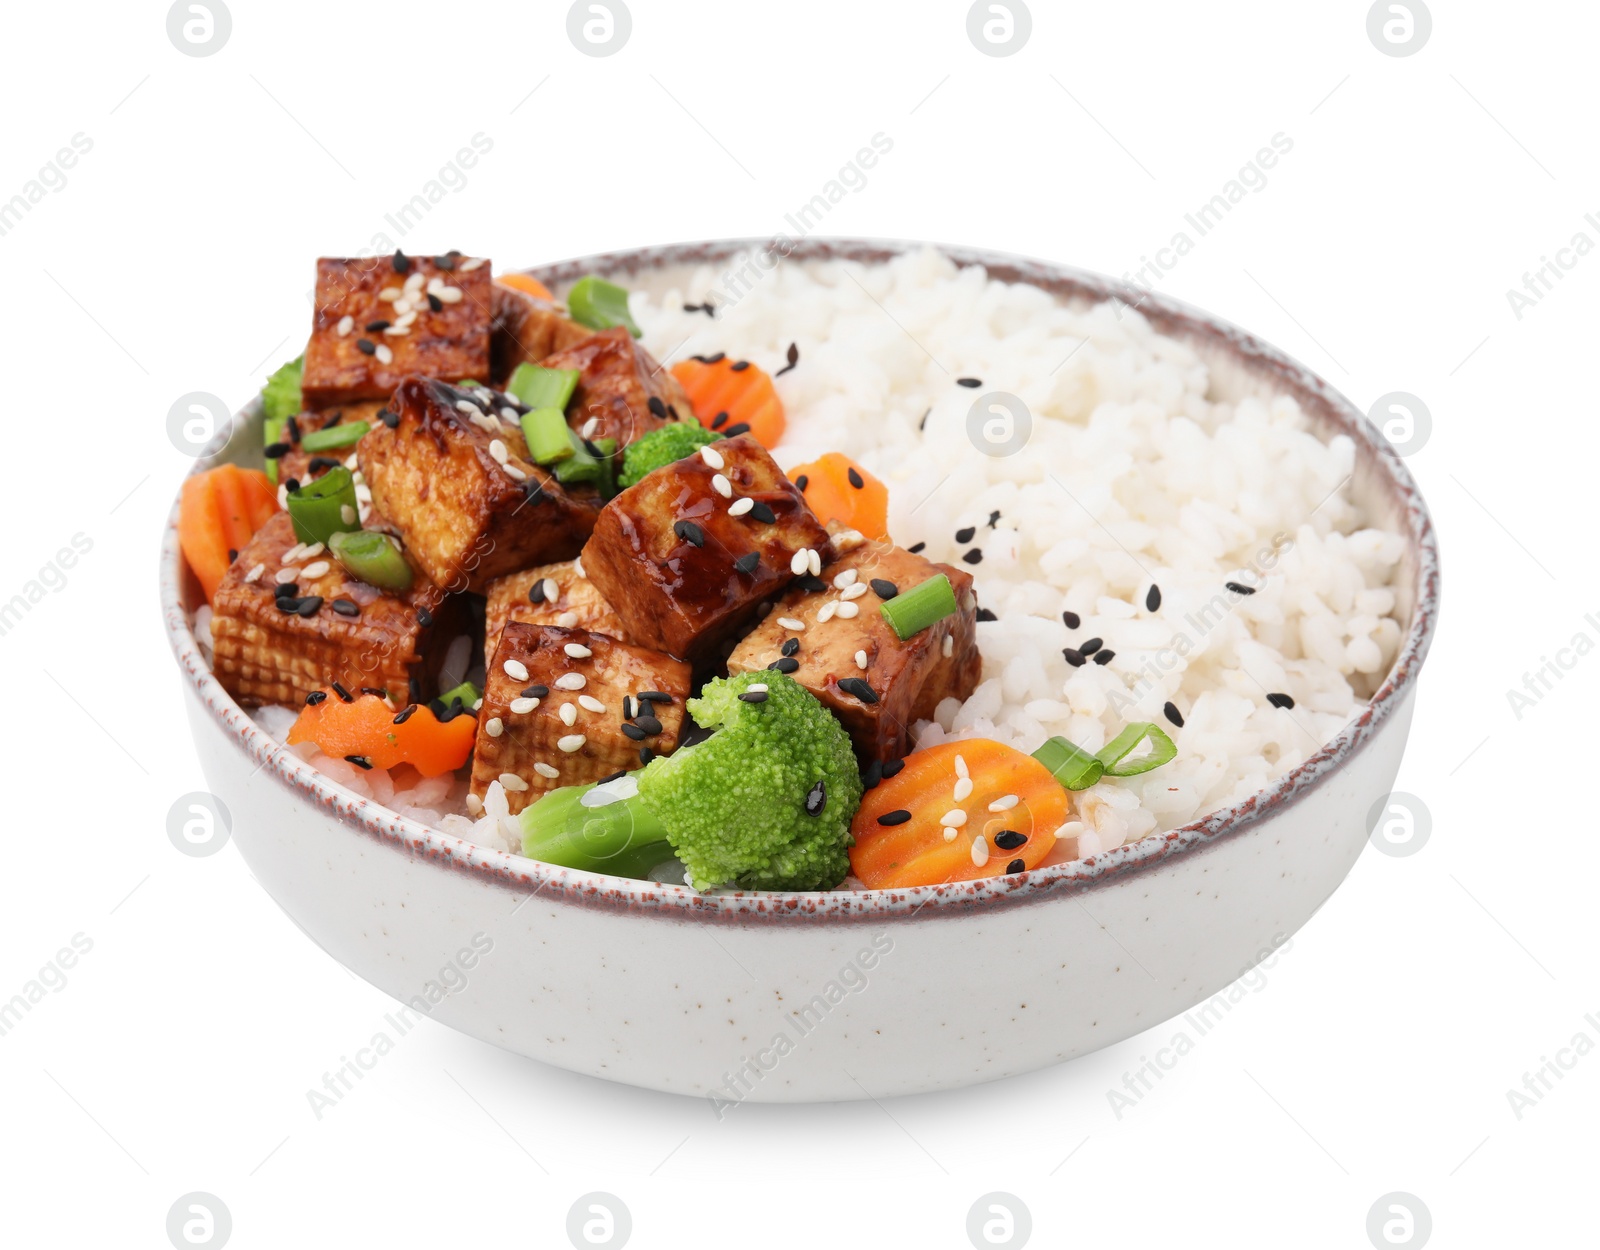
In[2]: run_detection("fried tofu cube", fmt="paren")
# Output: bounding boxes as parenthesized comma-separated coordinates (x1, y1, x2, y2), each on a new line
(483, 559, 627, 665)
(726, 540, 981, 764)
(580, 434, 830, 664)
(540, 326, 693, 450)
(358, 376, 603, 593)
(210, 512, 458, 709)
(271, 400, 385, 490)
(470, 623, 692, 815)
(302, 255, 491, 406)
(489, 280, 594, 386)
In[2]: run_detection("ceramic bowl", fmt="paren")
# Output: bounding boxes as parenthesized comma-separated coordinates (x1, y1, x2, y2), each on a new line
(163, 238, 1439, 1103)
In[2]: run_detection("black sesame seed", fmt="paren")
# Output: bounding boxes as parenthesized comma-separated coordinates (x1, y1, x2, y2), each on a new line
(1079, 637, 1103, 656)
(365, 319, 391, 332)
(694, 352, 726, 365)
(274, 582, 297, 601)
(620, 722, 647, 741)
(1163, 701, 1185, 728)
(869, 578, 899, 600)
(409, 676, 421, 703)
(392, 250, 410, 273)
(1226, 581, 1257, 595)
(957, 377, 982, 388)
(434, 253, 456, 271)
(837, 676, 878, 704)
(955, 526, 976, 543)
(416, 606, 434, 628)
(1146, 585, 1162, 611)
(528, 579, 548, 604)
(622, 695, 634, 720)
(635, 714, 663, 736)
(427, 697, 447, 719)
(283, 477, 301, 492)
(359, 686, 387, 698)
(794, 474, 809, 492)
(637, 690, 674, 703)
(994, 830, 1027, 851)
(775, 342, 800, 376)
(1005, 859, 1026, 874)
(798, 574, 827, 593)
(1062, 610, 1081, 629)
(596, 770, 628, 786)
(332, 598, 360, 617)
(332, 682, 353, 703)
(308, 456, 341, 473)
(711, 412, 729, 430)
(747, 501, 775, 524)
(734, 551, 761, 575)
(863, 759, 883, 789)
(804, 780, 827, 816)
(1094, 649, 1115, 665)
(647, 396, 667, 419)
(286, 416, 301, 444)
(987, 510, 1001, 528)
(908, 542, 926, 554)
(881, 758, 905, 779)
(847, 467, 865, 490)
(393, 704, 418, 724)
(722, 423, 752, 438)
(878, 809, 912, 826)
(738, 690, 769, 703)
(919, 407, 932, 432)
(639, 746, 655, 764)
(1267, 692, 1296, 709)
(356, 338, 377, 356)
(1063, 649, 1085, 667)
(345, 754, 374, 770)
(380, 408, 399, 429)
(780, 638, 800, 657)
(227, 548, 238, 562)
(427, 292, 444, 313)
(976, 607, 998, 622)
(296, 596, 324, 617)
(582, 437, 605, 459)
(673, 519, 706, 547)
(731, 360, 751, 372)
(305, 690, 328, 706)
(263, 442, 290, 459)
(962, 549, 983, 565)
(773, 656, 800, 674)
(522, 684, 550, 698)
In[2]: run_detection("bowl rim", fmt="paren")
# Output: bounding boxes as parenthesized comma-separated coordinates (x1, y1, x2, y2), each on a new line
(161, 235, 1440, 926)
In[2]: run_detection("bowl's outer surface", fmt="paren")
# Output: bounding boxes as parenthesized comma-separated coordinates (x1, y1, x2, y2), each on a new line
(165, 238, 1439, 1102)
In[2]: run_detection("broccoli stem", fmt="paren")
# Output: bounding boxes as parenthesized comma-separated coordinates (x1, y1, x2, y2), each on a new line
(519, 783, 676, 878)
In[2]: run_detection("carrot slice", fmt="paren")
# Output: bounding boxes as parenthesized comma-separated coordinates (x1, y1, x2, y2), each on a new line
(850, 740, 1066, 888)
(496, 273, 555, 302)
(670, 356, 787, 447)
(179, 464, 279, 603)
(787, 453, 889, 540)
(288, 691, 475, 778)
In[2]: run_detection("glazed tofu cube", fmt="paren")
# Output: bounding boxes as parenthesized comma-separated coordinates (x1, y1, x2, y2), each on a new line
(358, 376, 602, 593)
(470, 623, 692, 815)
(209, 512, 459, 709)
(270, 400, 385, 491)
(540, 326, 693, 450)
(489, 279, 595, 386)
(483, 558, 627, 664)
(301, 254, 491, 406)
(580, 434, 830, 664)
(726, 540, 981, 764)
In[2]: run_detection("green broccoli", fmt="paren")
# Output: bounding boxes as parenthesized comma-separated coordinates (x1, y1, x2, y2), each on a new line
(519, 671, 862, 891)
(617, 422, 722, 489)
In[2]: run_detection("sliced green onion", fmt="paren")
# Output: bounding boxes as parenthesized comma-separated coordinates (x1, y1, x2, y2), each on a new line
(260, 355, 303, 423)
(262, 414, 286, 484)
(878, 573, 958, 641)
(555, 432, 616, 486)
(286, 468, 360, 547)
(328, 528, 414, 592)
(300, 421, 369, 453)
(1095, 722, 1177, 777)
(1031, 737, 1104, 791)
(567, 275, 641, 338)
(507, 364, 580, 412)
(437, 680, 480, 711)
(521, 407, 575, 465)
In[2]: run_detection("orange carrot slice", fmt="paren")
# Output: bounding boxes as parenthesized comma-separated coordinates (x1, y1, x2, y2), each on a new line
(288, 690, 475, 778)
(179, 464, 279, 603)
(787, 452, 889, 540)
(496, 273, 555, 302)
(850, 740, 1066, 888)
(670, 356, 787, 447)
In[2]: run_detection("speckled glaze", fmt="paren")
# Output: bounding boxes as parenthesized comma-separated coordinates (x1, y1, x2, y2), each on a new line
(164, 238, 1439, 1101)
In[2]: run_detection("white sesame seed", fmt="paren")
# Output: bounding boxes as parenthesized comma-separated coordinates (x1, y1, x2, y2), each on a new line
(556, 611, 579, 628)
(500, 407, 520, 422)
(472, 698, 483, 711)
(395, 310, 418, 327)
(940, 809, 968, 828)
(943, 633, 954, 658)
(855, 649, 868, 669)
(953, 777, 974, 802)
(470, 413, 498, 434)
(816, 602, 837, 623)
(778, 617, 805, 631)
(504, 464, 527, 481)
(564, 643, 593, 658)
(405, 271, 426, 293)
(375, 344, 393, 365)
(275, 566, 300, 584)
(355, 484, 373, 503)
(558, 734, 586, 753)
(833, 569, 859, 590)
(971, 835, 990, 867)
(465, 793, 484, 816)
(377, 287, 401, 303)
(281, 543, 306, 564)
(558, 702, 577, 725)
(533, 762, 560, 779)
(578, 695, 606, 713)
(711, 473, 732, 498)
(943, 827, 958, 842)
(700, 445, 725, 470)
(834, 601, 860, 619)
(437, 285, 463, 304)
(499, 772, 529, 793)
(340, 505, 357, 525)
(393, 298, 413, 316)
(541, 578, 558, 602)
(301, 560, 331, 579)
(337, 315, 354, 336)
(244, 563, 265, 583)
(809, 549, 822, 576)
(510, 697, 539, 715)
(790, 550, 809, 576)
(727, 497, 753, 517)
(748, 683, 769, 693)
(300, 542, 324, 560)
(455, 399, 480, 414)
(485, 717, 504, 737)
(581, 417, 599, 438)
(489, 439, 509, 464)
(459, 256, 486, 272)
(554, 673, 586, 690)
(954, 754, 969, 779)
(358, 502, 372, 523)
(841, 582, 869, 600)
(573, 559, 586, 579)
(988, 794, 1020, 812)
(277, 484, 289, 509)
(504, 659, 529, 681)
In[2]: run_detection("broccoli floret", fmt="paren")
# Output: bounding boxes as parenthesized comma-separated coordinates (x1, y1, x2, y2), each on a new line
(261, 355, 303, 423)
(617, 422, 721, 489)
(637, 671, 862, 891)
(520, 777, 676, 879)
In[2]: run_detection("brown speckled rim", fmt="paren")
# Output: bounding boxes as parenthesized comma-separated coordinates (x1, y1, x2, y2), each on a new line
(161, 237, 1439, 927)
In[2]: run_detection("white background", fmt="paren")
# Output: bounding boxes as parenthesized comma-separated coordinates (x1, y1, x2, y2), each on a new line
(0, 1, 1591, 1246)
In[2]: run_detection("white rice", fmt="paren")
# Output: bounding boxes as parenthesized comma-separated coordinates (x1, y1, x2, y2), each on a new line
(634, 248, 1407, 860)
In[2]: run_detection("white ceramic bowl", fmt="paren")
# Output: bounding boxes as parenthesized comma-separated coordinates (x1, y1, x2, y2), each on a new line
(163, 239, 1439, 1103)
